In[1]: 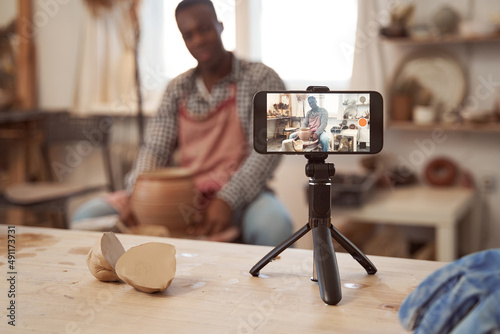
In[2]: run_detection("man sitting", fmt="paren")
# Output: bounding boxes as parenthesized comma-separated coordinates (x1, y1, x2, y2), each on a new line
(289, 96, 329, 151)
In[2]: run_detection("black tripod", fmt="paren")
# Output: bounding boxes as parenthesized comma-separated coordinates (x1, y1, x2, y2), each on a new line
(249, 154, 377, 305)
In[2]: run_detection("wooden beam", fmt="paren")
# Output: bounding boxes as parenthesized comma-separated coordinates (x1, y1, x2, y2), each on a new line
(16, 0, 37, 109)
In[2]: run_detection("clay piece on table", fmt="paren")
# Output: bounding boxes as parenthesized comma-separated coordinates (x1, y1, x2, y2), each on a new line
(86, 232, 126, 282)
(115, 242, 176, 293)
(128, 225, 170, 237)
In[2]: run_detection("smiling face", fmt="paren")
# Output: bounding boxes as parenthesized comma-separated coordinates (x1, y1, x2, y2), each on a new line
(176, 3, 225, 71)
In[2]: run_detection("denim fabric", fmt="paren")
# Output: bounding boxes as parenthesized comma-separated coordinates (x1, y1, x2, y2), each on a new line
(399, 249, 500, 334)
(240, 191, 293, 246)
(449, 289, 500, 334)
(318, 132, 330, 152)
(71, 197, 118, 223)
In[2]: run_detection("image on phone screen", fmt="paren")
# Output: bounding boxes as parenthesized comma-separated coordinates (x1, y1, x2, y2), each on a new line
(253, 91, 383, 155)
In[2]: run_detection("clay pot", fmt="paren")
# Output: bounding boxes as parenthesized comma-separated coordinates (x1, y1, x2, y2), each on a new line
(130, 168, 197, 238)
(391, 93, 413, 121)
(298, 127, 311, 141)
(433, 6, 459, 35)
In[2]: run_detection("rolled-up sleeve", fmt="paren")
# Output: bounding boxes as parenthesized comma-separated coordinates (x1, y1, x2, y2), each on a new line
(316, 108, 329, 134)
(217, 65, 286, 211)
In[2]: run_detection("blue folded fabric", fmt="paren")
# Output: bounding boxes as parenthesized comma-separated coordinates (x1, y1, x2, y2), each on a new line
(399, 249, 500, 334)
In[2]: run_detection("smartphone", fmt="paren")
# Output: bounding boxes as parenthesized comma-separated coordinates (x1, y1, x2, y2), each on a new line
(253, 90, 383, 154)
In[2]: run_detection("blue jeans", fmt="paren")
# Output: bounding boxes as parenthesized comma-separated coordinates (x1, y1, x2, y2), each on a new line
(399, 249, 500, 334)
(289, 131, 330, 152)
(71, 191, 293, 247)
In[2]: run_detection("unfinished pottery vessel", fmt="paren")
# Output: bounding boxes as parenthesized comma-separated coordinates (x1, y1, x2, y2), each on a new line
(298, 127, 311, 141)
(130, 168, 197, 238)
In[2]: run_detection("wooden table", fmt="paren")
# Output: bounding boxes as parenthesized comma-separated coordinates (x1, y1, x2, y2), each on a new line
(334, 185, 476, 262)
(0, 226, 444, 333)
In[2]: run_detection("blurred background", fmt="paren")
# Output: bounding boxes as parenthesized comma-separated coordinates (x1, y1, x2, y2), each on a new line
(1, 0, 499, 261)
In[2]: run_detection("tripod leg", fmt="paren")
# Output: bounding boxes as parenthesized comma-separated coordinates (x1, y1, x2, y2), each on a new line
(313, 224, 342, 305)
(330, 224, 377, 275)
(249, 223, 310, 277)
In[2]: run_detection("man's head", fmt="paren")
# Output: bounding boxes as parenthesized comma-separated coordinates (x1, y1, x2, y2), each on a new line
(175, 0, 226, 70)
(308, 96, 318, 110)
(175, 0, 218, 18)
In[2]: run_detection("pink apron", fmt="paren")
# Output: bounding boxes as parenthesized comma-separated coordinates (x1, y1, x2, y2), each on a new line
(308, 114, 321, 133)
(178, 84, 248, 197)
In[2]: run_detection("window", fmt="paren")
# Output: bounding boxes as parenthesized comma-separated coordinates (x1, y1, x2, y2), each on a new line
(138, 0, 358, 113)
(260, 0, 358, 89)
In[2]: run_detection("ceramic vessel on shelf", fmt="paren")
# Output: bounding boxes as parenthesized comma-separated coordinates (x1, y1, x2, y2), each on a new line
(433, 6, 459, 35)
(298, 127, 311, 141)
(130, 167, 196, 238)
(459, 20, 496, 38)
(413, 105, 436, 125)
(391, 94, 413, 121)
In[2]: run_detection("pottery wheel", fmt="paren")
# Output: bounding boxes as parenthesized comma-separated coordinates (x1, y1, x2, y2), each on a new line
(302, 139, 319, 148)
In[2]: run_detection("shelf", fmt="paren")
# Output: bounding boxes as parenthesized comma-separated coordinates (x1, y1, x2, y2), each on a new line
(267, 116, 292, 120)
(387, 121, 500, 133)
(382, 34, 500, 46)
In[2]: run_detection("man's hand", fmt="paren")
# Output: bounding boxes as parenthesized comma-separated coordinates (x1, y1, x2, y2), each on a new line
(191, 198, 239, 241)
(312, 133, 318, 140)
(105, 190, 139, 227)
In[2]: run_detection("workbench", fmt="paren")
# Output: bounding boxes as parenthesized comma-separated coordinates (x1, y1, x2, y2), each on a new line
(0, 226, 444, 333)
(0, 110, 46, 225)
(334, 185, 476, 262)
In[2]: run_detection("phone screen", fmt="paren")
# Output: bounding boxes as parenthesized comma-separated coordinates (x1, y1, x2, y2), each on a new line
(253, 91, 383, 155)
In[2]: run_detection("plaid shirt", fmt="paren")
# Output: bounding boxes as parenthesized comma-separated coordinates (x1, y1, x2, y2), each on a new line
(125, 55, 285, 211)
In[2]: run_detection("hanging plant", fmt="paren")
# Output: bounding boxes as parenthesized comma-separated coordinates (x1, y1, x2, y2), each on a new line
(296, 94, 307, 102)
(296, 94, 308, 118)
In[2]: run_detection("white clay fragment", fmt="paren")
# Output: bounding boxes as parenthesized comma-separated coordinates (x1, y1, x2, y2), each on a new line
(115, 242, 176, 293)
(86, 232, 126, 282)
